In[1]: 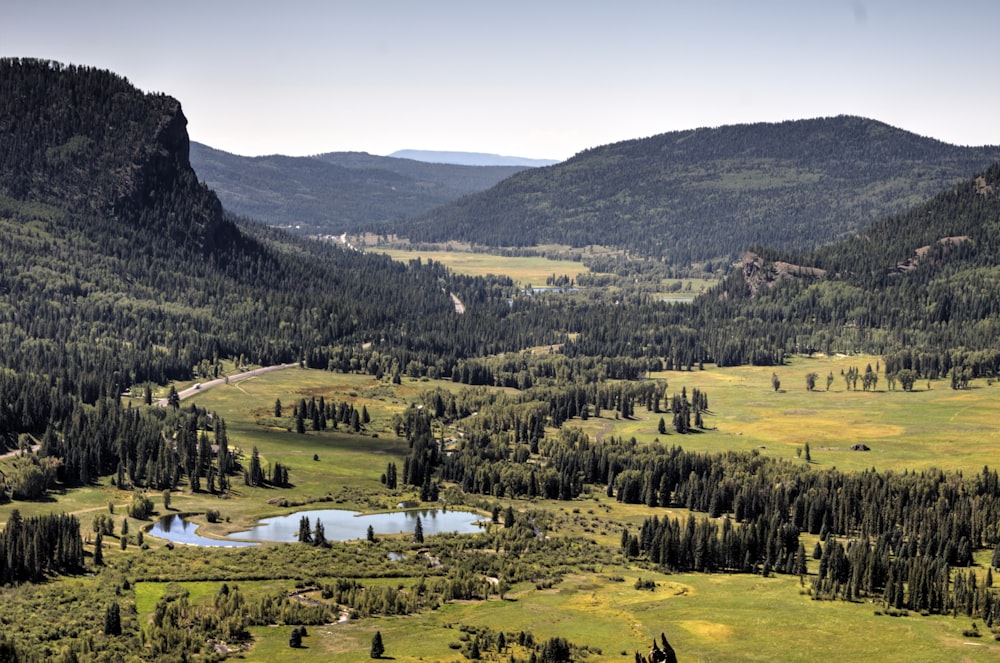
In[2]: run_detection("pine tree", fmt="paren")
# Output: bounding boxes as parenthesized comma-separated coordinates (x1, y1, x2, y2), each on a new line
(103, 602, 122, 636)
(93, 532, 103, 567)
(413, 516, 424, 543)
(370, 631, 385, 659)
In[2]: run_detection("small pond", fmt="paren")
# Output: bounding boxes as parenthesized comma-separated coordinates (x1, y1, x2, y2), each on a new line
(228, 508, 485, 543)
(147, 508, 485, 547)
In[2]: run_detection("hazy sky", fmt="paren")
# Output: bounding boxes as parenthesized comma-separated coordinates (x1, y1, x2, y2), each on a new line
(4, 1, 999, 160)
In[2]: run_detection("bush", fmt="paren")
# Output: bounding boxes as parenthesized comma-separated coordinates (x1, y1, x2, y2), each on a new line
(634, 577, 656, 591)
(206, 509, 221, 523)
(128, 493, 155, 519)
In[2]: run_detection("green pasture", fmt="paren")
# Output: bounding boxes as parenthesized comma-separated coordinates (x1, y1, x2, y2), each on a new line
(233, 569, 999, 662)
(568, 354, 1000, 474)
(375, 247, 592, 286)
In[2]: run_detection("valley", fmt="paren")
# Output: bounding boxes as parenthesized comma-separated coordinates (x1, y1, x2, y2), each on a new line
(1, 58, 1000, 662)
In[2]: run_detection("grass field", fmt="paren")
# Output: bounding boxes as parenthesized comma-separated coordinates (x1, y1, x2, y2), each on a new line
(224, 570, 1000, 662)
(375, 247, 593, 287)
(373, 246, 719, 299)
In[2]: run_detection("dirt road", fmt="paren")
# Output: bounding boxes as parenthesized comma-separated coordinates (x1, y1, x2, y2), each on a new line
(156, 362, 299, 406)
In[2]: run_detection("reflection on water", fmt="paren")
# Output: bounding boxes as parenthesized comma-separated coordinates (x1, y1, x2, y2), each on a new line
(147, 508, 485, 547)
(148, 514, 257, 547)
(228, 508, 484, 543)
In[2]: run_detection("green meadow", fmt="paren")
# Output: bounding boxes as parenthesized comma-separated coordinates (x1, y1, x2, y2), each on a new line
(375, 246, 592, 286)
(6, 357, 1000, 660)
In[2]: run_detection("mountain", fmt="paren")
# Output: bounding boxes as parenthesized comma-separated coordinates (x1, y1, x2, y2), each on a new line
(190, 143, 527, 233)
(700, 161, 1000, 370)
(389, 149, 559, 167)
(392, 117, 1000, 265)
(0, 58, 525, 414)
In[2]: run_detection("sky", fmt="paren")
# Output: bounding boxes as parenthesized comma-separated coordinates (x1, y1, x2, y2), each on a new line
(3, 1, 999, 160)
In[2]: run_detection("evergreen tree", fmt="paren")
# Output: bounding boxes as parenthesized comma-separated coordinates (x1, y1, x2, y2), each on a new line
(370, 631, 385, 659)
(103, 602, 122, 636)
(93, 532, 103, 567)
(413, 516, 424, 544)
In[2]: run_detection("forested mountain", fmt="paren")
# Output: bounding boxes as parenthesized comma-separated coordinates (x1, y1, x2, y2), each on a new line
(190, 142, 527, 233)
(720, 163, 1000, 376)
(0, 59, 559, 450)
(393, 117, 1000, 264)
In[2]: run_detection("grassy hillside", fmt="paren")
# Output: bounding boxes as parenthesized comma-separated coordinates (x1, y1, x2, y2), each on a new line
(394, 116, 1000, 265)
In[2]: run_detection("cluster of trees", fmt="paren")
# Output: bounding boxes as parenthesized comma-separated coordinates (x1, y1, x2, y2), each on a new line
(622, 513, 804, 576)
(0, 511, 83, 584)
(281, 396, 369, 434)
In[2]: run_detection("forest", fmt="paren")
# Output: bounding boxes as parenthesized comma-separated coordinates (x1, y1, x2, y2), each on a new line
(2, 58, 1000, 661)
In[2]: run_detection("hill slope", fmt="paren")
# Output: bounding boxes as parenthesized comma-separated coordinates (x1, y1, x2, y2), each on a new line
(190, 142, 527, 233)
(394, 116, 1000, 264)
(0, 59, 518, 411)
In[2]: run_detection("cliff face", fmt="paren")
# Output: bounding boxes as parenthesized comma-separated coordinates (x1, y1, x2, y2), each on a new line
(0, 58, 230, 254)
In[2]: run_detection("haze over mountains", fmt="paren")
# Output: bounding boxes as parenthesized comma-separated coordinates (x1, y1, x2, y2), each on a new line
(189, 143, 530, 233)
(388, 149, 559, 167)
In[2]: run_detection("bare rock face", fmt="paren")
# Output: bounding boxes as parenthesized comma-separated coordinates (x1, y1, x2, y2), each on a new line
(740, 251, 827, 298)
(0, 58, 233, 255)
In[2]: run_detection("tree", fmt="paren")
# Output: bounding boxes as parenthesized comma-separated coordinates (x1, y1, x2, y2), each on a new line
(771, 372, 781, 392)
(162, 489, 171, 511)
(289, 627, 302, 648)
(93, 532, 103, 567)
(297, 516, 312, 543)
(370, 631, 385, 659)
(413, 515, 424, 543)
(312, 518, 327, 547)
(804, 442, 812, 463)
(826, 372, 834, 391)
(103, 602, 122, 636)
(167, 386, 180, 409)
(805, 372, 818, 391)
(897, 369, 918, 392)
(274, 399, 282, 418)
(367, 525, 375, 542)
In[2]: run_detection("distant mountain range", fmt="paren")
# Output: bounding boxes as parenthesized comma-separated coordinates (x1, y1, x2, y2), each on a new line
(393, 116, 1000, 265)
(189, 143, 530, 233)
(388, 150, 560, 167)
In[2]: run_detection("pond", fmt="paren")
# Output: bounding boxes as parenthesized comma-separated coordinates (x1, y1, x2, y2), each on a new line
(228, 507, 485, 543)
(147, 508, 485, 547)
(147, 514, 258, 547)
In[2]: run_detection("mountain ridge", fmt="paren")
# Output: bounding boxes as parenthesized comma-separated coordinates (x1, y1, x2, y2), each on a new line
(190, 142, 528, 233)
(391, 116, 1000, 265)
(388, 149, 559, 167)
